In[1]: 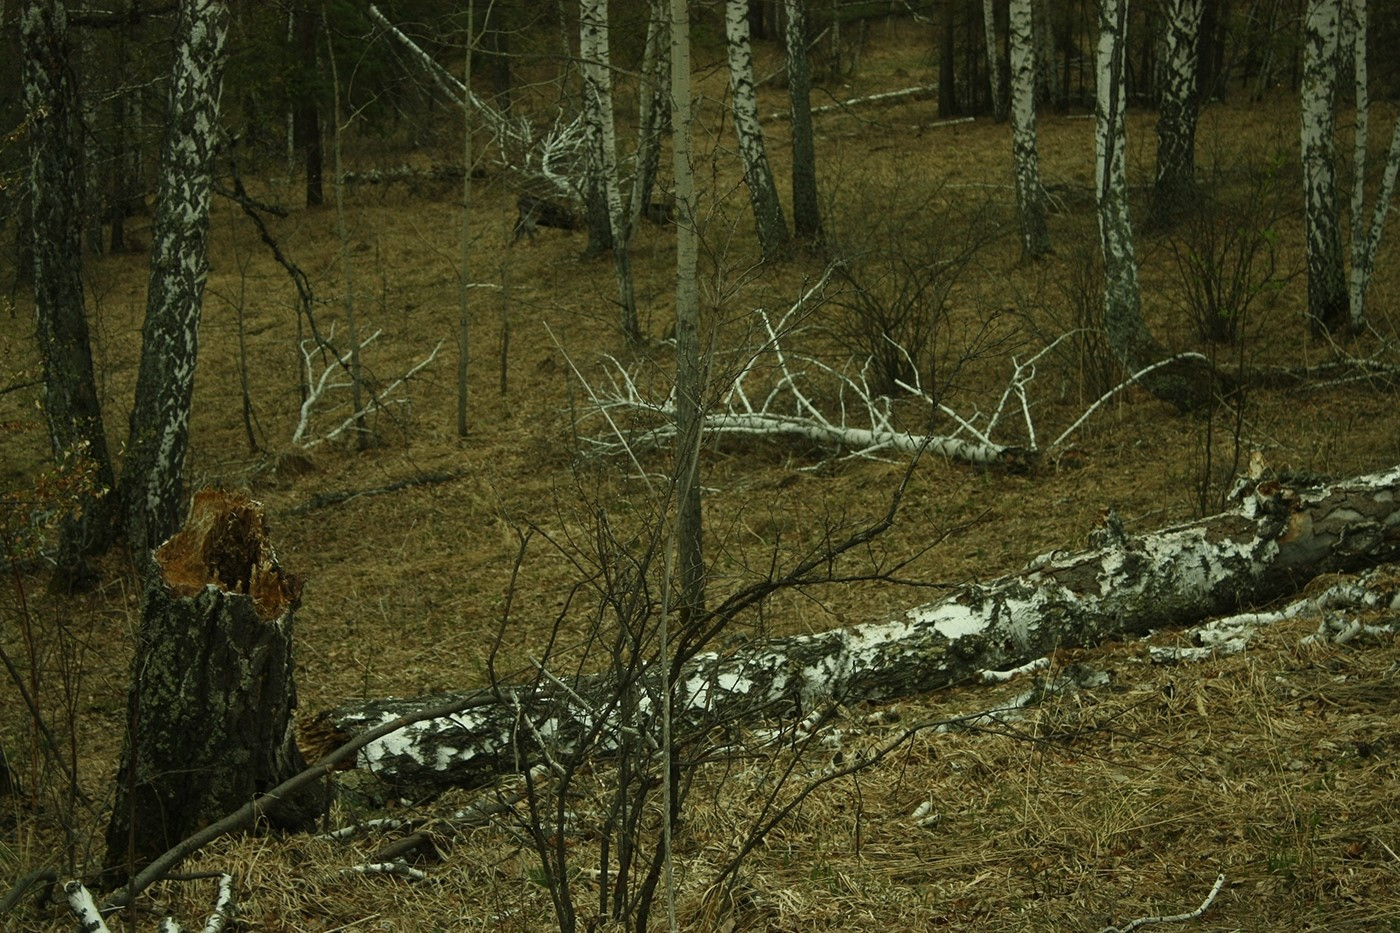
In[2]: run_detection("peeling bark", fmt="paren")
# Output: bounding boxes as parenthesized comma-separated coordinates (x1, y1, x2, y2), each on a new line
(120, 0, 230, 553)
(312, 467, 1400, 795)
(105, 490, 324, 883)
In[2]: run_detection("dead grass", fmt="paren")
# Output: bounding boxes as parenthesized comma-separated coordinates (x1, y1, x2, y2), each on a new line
(5, 17, 1400, 932)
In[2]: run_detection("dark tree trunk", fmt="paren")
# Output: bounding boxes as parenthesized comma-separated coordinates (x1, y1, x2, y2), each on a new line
(293, 4, 323, 207)
(21, 0, 118, 586)
(120, 0, 230, 554)
(940, 0, 958, 117)
(104, 490, 324, 884)
(785, 0, 822, 242)
(1149, 0, 1204, 228)
(311, 467, 1400, 795)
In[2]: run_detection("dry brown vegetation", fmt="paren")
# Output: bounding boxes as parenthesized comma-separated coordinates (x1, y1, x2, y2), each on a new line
(5, 20, 1400, 932)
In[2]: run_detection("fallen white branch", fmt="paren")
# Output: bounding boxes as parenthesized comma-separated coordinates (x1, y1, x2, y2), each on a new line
(341, 861, 428, 882)
(65, 881, 109, 932)
(293, 327, 443, 449)
(767, 85, 949, 120)
(1098, 871, 1225, 933)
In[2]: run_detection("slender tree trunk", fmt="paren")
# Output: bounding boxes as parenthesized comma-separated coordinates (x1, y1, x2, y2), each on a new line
(1343, 0, 1387, 334)
(1300, 0, 1346, 334)
(1149, 0, 1203, 228)
(458, 2, 474, 437)
(982, 0, 1007, 120)
(940, 0, 958, 116)
(325, 14, 365, 448)
(1096, 0, 1211, 411)
(580, 0, 640, 341)
(1032, 0, 1059, 106)
(626, 0, 669, 244)
(21, 0, 118, 585)
(674, 0, 704, 619)
(785, 0, 822, 242)
(726, 0, 790, 261)
(120, 0, 230, 555)
(293, 4, 322, 207)
(1009, 0, 1049, 258)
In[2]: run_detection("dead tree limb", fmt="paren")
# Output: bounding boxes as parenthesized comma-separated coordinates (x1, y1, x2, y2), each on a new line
(311, 466, 1400, 795)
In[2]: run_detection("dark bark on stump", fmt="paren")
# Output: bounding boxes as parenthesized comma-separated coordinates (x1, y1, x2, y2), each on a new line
(104, 490, 324, 885)
(311, 467, 1400, 797)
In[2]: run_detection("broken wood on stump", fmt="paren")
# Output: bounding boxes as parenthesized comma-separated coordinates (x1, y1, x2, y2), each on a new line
(310, 466, 1400, 796)
(104, 489, 325, 884)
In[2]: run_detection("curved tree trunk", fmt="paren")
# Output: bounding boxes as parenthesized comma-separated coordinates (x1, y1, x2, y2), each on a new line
(1009, 0, 1050, 258)
(21, 0, 118, 585)
(105, 490, 324, 884)
(311, 467, 1400, 795)
(726, 0, 790, 261)
(1149, 0, 1203, 228)
(1300, 0, 1346, 334)
(120, 0, 230, 554)
(1095, 0, 1212, 411)
(785, 0, 823, 243)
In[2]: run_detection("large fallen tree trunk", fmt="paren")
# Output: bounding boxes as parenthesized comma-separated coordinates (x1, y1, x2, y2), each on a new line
(310, 467, 1400, 795)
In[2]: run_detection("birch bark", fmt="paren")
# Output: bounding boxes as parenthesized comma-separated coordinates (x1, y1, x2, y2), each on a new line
(1300, 0, 1346, 333)
(579, 0, 639, 341)
(1150, 0, 1203, 227)
(120, 0, 230, 553)
(1009, 0, 1049, 257)
(314, 467, 1400, 794)
(726, 0, 790, 260)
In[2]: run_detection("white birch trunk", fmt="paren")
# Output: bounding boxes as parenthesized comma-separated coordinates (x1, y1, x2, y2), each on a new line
(121, 0, 230, 552)
(726, 0, 790, 260)
(579, 0, 639, 340)
(1009, 0, 1049, 257)
(1343, 0, 1396, 333)
(314, 467, 1400, 794)
(1150, 0, 1203, 226)
(1300, 0, 1346, 333)
(1096, 0, 1211, 411)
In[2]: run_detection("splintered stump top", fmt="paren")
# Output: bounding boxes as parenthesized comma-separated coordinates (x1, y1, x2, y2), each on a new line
(154, 488, 302, 619)
(104, 489, 323, 885)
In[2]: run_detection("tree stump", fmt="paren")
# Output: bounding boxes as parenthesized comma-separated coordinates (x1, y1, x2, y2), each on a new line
(104, 489, 325, 883)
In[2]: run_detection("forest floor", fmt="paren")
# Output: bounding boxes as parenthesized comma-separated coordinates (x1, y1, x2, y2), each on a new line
(5, 18, 1400, 932)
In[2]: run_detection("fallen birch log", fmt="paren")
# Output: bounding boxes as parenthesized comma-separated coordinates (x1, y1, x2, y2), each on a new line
(310, 466, 1400, 795)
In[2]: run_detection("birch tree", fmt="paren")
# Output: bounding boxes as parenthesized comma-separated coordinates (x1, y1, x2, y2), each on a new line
(579, 0, 640, 341)
(626, 0, 669, 245)
(1096, 0, 1211, 411)
(1149, 0, 1203, 227)
(726, 0, 790, 261)
(1008, 0, 1049, 258)
(785, 0, 822, 242)
(21, 0, 118, 583)
(120, 0, 230, 553)
(1300, 0, 1346, 334)
(1343, 0, 1400, 333)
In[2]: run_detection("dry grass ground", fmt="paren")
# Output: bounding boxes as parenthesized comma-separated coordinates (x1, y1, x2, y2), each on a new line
(5, 18, 1400, 932)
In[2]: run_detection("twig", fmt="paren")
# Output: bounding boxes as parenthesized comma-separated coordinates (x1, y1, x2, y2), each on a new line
(1098, 871, 1225, 932)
